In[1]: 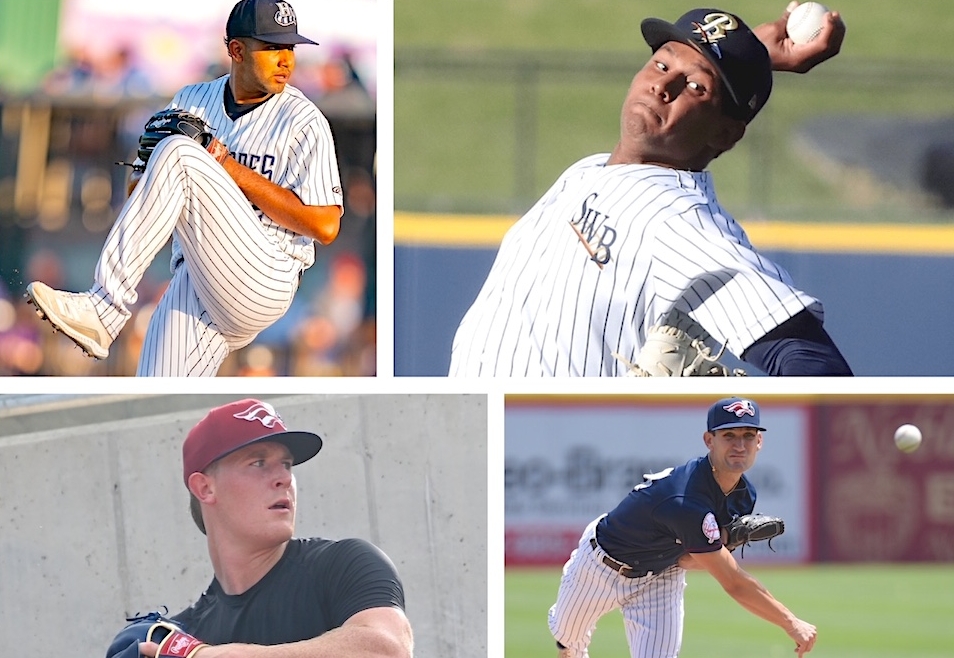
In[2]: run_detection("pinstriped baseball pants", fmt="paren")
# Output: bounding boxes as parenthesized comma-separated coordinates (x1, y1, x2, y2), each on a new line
(548, 516, 687, 658)
(88, 135, 302, 376)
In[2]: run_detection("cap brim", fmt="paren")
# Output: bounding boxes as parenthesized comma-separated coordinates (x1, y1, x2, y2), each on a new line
(241, 430, 323, 464)
(250, 33, 318, 46)
(709, 422, 767, 432)
(640, 18, 741, 111)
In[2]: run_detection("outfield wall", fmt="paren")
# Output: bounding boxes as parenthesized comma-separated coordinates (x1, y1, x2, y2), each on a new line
(394, 214, 954, 376)
(0, 394, 487, 658)
(504, 396, 954, 567)
(505, 398, 811, 566)
(814, 401, 954, 562)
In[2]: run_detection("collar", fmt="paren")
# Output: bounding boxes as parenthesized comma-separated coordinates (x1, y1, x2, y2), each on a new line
(706, 454, 748, 496)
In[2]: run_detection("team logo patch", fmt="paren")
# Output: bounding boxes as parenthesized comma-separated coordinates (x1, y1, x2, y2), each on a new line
(274, 1, 297, 27)
(723, 399, 756, 418)
(702, 512, 720, 543)
(233, 401, 287, 430)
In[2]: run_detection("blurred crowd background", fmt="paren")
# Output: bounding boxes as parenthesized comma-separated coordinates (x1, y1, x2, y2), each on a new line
(0, 0, 378, 376)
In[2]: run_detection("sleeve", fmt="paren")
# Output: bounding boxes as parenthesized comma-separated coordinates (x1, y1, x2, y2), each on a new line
(741, 309, 853, 375)
(661, 500, 724, 555)
(319, 538, 406, 627)
(649, 206, 824, 356)
(283, 110, 343, 209)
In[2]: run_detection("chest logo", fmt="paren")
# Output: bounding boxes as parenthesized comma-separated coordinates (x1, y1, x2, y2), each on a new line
(569, 192, 616, 269)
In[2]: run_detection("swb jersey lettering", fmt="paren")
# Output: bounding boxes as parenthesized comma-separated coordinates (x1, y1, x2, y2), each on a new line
(449, 153, 822, 376)
(167, 75, 343, 268)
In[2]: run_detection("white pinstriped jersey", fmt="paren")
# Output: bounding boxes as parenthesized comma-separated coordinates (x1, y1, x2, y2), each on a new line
(167, 75, 343, 268)
(449, 153, 822, 376)
(87, 75, 343, 376)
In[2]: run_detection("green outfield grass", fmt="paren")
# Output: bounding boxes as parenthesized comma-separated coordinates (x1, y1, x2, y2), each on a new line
(507, 564, 954, 657)
(395, 1, 954, 219)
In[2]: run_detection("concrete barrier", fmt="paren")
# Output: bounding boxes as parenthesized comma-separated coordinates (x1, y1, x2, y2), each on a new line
(0, 393, 487, 658)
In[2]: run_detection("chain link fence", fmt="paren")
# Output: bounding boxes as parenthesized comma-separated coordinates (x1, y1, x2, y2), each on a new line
(396, 49, 954, 222)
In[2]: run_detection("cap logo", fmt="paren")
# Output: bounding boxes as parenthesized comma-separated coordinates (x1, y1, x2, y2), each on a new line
(691, 13, 738, 58)
(723, 399, 756, 418)
(233, 401, 286, 429)
(691, 13, 738, 41)
(274, 2, 297, 27)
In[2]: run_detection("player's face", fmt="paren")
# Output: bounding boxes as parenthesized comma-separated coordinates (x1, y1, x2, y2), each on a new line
(232, 38, 296, 99)
(615, 41, 744, 170)
(208, 441, 297, 546)
(705, 427, 762, 473)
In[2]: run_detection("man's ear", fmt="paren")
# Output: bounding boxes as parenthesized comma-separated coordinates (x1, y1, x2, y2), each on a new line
(702, 431, 715, 449)
(188, 471, 215, 503)
(227, 38, 245, 62)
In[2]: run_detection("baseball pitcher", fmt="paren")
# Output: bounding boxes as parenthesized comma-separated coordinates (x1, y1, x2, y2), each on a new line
(549, 397, 813, 658)
(26, 0, 344, 376)
(448, 4, 851, 377)
(104, 398, 413, 658)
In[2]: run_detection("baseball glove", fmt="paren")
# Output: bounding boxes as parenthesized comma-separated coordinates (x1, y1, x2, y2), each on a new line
(118, 109, 215, 172)
(106, 610, 209, 658)
(615, 324, 746, 377)
(724, 513, 785, 556)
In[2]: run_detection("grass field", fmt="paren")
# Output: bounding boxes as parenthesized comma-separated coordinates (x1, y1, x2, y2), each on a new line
(506, 565, 954, 657)
(395, 0, 954, 56)
(395, 1, 954, 219)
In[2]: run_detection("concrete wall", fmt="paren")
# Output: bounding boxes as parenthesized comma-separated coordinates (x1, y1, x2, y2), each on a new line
(0, 394, 487, 658)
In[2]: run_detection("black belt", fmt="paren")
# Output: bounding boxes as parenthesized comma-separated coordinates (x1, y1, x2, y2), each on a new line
(590, 537, 651, 578)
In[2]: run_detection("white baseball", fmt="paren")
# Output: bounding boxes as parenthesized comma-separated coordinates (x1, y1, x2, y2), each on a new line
(894, 424, 922, 453)
(786, 2, 829, 44)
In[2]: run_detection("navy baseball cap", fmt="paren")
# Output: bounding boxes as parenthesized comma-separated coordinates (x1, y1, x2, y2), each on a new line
(226, 0, 318, 46)
(641, 8, 772, 122)
(707, 397, 767, 432)
(182, 398, 322, 486)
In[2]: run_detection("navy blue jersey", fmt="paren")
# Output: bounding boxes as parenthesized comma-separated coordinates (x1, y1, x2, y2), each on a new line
(595, 456, 756, 573)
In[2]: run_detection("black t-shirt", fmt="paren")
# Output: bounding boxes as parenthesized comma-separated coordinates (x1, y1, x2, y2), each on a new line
(172, 537, 405, 645)
(596, 456, 756, 573)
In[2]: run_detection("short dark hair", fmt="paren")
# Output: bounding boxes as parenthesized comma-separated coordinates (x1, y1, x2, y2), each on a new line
(189, 494, 207, 535)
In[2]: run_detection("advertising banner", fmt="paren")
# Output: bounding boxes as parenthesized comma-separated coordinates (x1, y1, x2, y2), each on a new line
(505, 397, 811, 566)
(815, 400, 954, 561)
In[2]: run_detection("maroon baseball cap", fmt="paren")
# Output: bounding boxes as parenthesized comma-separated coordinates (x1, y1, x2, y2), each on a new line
(182, 398, 322, 486)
